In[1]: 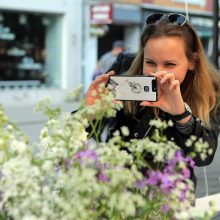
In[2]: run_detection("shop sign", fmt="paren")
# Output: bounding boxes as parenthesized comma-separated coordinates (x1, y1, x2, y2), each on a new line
(90, 4, 113, 24)
(143, 0, 208, 10)
(171, 0, 206, 7)
(113, 0, 141, 3)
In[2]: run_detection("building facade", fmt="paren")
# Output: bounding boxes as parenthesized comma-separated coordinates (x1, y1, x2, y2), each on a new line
(0, 0, 82, 91)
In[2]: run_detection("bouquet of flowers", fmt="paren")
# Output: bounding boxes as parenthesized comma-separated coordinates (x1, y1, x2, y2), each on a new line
(0, 85, 216, 220)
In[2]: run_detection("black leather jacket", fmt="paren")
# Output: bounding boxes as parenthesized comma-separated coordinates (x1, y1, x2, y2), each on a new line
(105, 52, 220, 188)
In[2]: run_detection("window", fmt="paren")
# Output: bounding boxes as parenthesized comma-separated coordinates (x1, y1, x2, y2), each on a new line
(0, 11, 61, 88)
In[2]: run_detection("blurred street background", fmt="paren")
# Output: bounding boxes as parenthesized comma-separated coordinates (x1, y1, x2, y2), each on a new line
(0, 0, 220, 201)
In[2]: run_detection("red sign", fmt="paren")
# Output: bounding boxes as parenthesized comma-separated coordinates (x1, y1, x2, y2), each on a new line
(90, 4, 113, 24)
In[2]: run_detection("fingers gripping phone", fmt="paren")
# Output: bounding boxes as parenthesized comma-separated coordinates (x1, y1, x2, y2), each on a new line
(109, 75, 157, 101)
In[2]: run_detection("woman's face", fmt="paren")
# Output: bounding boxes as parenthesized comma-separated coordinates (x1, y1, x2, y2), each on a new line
(143, 36, 194, 84)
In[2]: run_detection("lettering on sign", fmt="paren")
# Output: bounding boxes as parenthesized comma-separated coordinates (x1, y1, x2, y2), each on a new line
(90, 4, 113, 24)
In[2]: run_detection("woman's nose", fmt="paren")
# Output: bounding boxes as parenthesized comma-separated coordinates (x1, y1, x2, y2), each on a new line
(154, 65, 166, 73)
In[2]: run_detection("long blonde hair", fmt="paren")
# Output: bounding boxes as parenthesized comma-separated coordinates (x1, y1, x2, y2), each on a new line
(126, 21, 220, 127)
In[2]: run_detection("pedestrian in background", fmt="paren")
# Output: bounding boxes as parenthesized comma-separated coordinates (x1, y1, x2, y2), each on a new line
(92, 40, 124, 81)
(92, 61, 102, 81)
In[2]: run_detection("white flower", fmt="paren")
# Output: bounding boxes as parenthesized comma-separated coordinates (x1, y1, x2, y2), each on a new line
(11, 140, 29, 154)
(121, 126, 130, 136)
(40, 126, 48, 139)
(42, 160, 53, 172)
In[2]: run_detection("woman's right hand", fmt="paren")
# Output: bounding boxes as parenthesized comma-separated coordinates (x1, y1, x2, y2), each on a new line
(86, 71, 115, 106)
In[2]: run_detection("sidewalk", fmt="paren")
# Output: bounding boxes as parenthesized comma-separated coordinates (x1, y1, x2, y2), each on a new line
(196, 193, 220, 219)
(0, 89, 80, 142)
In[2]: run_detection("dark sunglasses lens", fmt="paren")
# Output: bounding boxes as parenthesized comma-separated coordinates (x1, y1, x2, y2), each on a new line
(169, 14, 186, 26)
(146, 13, 164, 25)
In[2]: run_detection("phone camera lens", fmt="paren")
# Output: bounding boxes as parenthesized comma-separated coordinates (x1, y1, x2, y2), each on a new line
(152, 79, 157, 92)
(144, 86, 149, 92)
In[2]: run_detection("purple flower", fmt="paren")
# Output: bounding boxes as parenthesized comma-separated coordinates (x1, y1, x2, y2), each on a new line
(161, 203, 170, 213)
(74, 149, 98, 165)
(98, 170, 109, 182)
(164, 151, 195, 181)
(179, 190, 187, 201)
(135, 178, 148, 189)
(147, 171, 160, 186)
(185, 157, 195, 168)
(64, 159, 73, 170)
(169, 151, 183, 164)
(174, 151, 195, 169)
(182, 168, 190, 178)
(160, 173, 171, 186)
(164, 163, 175, 173)
(160, 173, 173, 194)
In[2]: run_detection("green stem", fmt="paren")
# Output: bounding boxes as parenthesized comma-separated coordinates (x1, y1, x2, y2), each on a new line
(88, 119, 100, 139)
(95, 118, 103, 143)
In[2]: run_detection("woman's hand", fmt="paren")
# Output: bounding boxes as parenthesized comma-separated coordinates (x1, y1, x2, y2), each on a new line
(86, 71, 115, 106)
(140, 71, 185, 115)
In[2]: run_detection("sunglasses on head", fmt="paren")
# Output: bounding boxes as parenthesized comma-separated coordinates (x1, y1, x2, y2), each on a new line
(146, 13, 187, 26)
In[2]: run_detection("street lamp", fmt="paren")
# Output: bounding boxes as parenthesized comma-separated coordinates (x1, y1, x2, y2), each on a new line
(212, 0, 219, 68)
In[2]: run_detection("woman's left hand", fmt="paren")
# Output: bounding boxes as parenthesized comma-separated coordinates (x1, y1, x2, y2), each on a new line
(140, 71, 185, 115)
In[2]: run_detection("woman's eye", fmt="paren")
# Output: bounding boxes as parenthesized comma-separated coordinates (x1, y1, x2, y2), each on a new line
(146, 61, 155, 65)
(165, 63, 175, 67)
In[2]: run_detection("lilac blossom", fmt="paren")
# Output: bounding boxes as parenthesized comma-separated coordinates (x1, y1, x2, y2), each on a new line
(179, 190, 187, 201)
(145, 150, 193, 198)
(74, 149, 98, 165)
(98, 170, 109, 182)
(135, 178, 148, 189)
(182, 168, 190, 178)
(160, 173, 173, 194)
(161, 203, 170, 213)
(147, 171, 161, 185)
(185, 157, 195, 168)
(64, 158, 73, 170)
(164, 150, 195, 176)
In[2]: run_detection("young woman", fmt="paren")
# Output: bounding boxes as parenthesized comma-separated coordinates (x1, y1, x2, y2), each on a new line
(85, 13, 220, 189)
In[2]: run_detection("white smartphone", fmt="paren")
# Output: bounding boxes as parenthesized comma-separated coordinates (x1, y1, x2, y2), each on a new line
(109, 75, 157, 101)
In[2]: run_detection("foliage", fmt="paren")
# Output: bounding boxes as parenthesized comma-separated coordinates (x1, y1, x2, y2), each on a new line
(0, 87, 217, 220)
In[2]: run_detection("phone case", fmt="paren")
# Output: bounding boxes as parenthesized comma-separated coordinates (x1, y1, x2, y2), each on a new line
(109, 75, 157, 101)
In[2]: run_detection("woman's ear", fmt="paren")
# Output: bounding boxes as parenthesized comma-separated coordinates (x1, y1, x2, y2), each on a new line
(189, 52, 198, 70)
(188, 63, 194, 71)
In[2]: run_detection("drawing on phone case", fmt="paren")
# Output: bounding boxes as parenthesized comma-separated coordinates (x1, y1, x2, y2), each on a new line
(109, 79, 118, 96)
(110, 79, 142, 94)
(126, 80, 141, 94)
